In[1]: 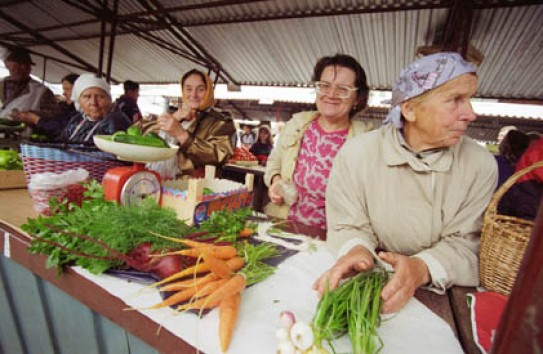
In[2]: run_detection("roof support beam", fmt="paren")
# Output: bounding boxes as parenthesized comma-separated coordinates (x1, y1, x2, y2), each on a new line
(0, 7, 110, 80)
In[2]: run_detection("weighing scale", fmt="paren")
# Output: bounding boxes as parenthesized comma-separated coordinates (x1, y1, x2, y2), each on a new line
(93, 135, 179, 206)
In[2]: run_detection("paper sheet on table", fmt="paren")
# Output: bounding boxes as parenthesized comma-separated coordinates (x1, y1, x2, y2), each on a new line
(74, 245, 464, 354)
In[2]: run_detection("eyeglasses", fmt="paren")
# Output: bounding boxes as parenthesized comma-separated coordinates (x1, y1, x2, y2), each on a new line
(314, 81, 358, 99)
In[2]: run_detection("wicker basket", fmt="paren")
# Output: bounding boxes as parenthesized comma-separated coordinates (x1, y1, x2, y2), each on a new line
(479, 161, 543, 295)
(21, 143, 127, 183)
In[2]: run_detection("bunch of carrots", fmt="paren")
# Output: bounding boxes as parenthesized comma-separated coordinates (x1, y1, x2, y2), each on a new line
(140, 232, 278, 353)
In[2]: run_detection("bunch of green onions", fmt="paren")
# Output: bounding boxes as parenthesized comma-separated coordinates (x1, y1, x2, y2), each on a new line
(312, 268, 390, 354)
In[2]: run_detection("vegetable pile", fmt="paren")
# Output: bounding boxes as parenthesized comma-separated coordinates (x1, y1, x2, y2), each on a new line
(312, 269, 390, 354)
(111, 125, 169, 147)
(0, 149, 23, 170)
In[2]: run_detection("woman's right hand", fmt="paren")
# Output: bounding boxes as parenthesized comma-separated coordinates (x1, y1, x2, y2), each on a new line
(312, 245, 374, 297)
(268, 175, 285, 205)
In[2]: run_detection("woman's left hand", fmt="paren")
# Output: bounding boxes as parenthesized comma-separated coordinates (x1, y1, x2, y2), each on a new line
(377, 251, 430, 313)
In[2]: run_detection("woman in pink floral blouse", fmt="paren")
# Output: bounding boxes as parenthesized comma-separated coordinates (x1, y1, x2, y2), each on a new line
(263, 54, 373, 228)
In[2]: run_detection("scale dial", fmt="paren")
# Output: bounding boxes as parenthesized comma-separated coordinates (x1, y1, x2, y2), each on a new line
(120, 171, 161, 206)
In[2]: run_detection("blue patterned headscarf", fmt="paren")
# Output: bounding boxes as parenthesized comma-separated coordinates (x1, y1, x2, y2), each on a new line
(384, 52, 476, 127)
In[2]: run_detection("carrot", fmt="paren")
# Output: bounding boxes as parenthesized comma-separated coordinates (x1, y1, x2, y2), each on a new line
(239, 227, 254, 238)
(205, 273, 247, 307)
(159, 272, 219, 292)
(148, 256, 244, 289)
(154, 245, 237, 260)
(176, 296, 221, 312)
(144, 286, 201, 310)
(202, 251, 234, 278)
(219, 292, 241, 353)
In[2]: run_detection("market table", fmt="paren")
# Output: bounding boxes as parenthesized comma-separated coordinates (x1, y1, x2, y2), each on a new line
(0, 188, 478, 354)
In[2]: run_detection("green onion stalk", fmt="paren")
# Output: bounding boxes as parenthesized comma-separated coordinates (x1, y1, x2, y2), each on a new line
(312, 268, 389, 354)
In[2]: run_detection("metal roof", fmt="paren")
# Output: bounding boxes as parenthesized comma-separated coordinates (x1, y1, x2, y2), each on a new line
(0, 0, 542, 102)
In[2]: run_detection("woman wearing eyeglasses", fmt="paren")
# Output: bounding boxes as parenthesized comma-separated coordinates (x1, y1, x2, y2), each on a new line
(263, 54, 373, 228)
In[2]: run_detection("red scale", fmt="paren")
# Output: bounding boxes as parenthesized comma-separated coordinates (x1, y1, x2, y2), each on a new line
(102, 163, 162, 205)
(93, 135, 179, 206)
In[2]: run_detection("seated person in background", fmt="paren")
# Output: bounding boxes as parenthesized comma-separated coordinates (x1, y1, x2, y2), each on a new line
(17, 73, 131, 144)
(112, 80, 142, 123)
(264, 53, 373, 228)
(249, 125, 274, 165)
(0, 48, 60, 123)
(58, 73, 79, 116)
(495, 129, 530, 188)
(314, 52, 497, 313)
(148, 69, 236, 177)
(239, 124, 256, 148)
(498, 137, 543, 220)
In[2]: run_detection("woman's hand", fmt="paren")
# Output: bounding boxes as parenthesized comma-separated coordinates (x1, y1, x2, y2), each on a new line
(268, 175, 285, 205)
(377, 252, 430, 313)
(172, 103, 195, 122)
(157, 112, 189, 144)
(312, 245, 374, 296)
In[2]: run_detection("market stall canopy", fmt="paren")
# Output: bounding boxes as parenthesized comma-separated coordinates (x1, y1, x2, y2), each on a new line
(0, 0, 542, 102)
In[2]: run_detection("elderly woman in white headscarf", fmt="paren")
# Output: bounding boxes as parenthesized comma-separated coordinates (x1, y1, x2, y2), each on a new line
(18, 73, 131, 144)
(314, 52, 498, 313)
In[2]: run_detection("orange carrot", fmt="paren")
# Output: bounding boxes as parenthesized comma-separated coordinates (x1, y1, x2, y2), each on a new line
(159, 272, 219, 292)
(239, 227, 254, 238)
(202, 251, 234, 278)
(148, 256, 244, 289)
(154, 245, 238, 260)
(176, 296, 221, 312)
(144, 286, 201, 310)
(219, 292, 241, 353)
(205, 273, 247, 307)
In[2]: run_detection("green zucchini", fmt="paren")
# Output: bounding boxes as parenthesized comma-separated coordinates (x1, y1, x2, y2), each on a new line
(113, 133, 168, 147)
(0, 118, 25, 127)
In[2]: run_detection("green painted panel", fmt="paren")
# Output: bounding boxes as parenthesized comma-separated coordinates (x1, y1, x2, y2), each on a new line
(1, 256, 55, 354)
(0, 256, 25, 354)
(92, 312, 130, 354)
(126, 332, 158, 354)
(41, 281, 101, 354)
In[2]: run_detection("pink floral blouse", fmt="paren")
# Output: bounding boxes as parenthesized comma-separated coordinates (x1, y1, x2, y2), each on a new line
(289, 119, 349, 229)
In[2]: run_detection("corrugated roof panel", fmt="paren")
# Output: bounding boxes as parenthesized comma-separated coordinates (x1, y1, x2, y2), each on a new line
(473, 5, 543, 99)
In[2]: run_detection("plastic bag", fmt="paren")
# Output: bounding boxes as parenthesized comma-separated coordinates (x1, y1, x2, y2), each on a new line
(277, 180, 298, 206)
(145, 131, 180, 179)
(28, 168, 89, 214)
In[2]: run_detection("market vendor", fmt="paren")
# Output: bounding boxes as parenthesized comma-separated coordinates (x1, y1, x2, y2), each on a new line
(145, 69, 236, 177)
(17, 73, 132, 144)
(314, 52, 498, 313)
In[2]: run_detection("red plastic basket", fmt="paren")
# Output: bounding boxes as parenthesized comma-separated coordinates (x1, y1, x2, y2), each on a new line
(21, 143, 127, 183)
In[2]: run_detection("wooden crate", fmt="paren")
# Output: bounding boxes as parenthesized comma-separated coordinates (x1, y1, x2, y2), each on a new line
(161, 166, 254, 225)
(0, 170, 27, 189)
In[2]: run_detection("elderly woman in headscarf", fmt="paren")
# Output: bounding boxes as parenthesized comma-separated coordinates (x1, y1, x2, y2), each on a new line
(18, 73, 131, 144)
(148, 69, 236, 177)
(314, 52, 498, 313)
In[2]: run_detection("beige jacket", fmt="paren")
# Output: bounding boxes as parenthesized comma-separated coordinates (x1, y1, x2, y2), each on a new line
(325, 124, 498, 292)
(264, 111, 373, 219)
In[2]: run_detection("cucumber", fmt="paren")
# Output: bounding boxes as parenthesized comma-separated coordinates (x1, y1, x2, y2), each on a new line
(0, 118, 24, 127)
(113, 133, 168, 147)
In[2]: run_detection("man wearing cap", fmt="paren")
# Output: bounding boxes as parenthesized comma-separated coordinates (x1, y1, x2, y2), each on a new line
(314, 52, 498, 313)
(0, 48, 60, 121)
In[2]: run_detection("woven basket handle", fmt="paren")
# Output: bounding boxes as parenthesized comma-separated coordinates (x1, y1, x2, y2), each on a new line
(487, 160, 543, 212)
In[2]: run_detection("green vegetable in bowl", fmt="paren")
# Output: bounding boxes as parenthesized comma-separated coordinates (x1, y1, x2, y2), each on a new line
(126, 125, 142, 136)
(113, 132, 168, 147)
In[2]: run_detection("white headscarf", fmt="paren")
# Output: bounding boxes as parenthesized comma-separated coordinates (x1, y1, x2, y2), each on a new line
(71, 73, 111, 110)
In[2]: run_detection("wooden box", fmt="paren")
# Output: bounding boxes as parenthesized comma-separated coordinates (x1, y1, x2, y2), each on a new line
(161, 166, 254, 225)
(0, 170, 27, 189)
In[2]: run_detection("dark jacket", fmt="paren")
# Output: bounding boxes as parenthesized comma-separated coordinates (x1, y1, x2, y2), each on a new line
(56, 111, 132, 144)
(112, 95, 142, 122)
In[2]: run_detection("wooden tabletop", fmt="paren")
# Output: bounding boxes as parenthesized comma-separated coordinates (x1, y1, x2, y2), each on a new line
(0, 188, 478, 353)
